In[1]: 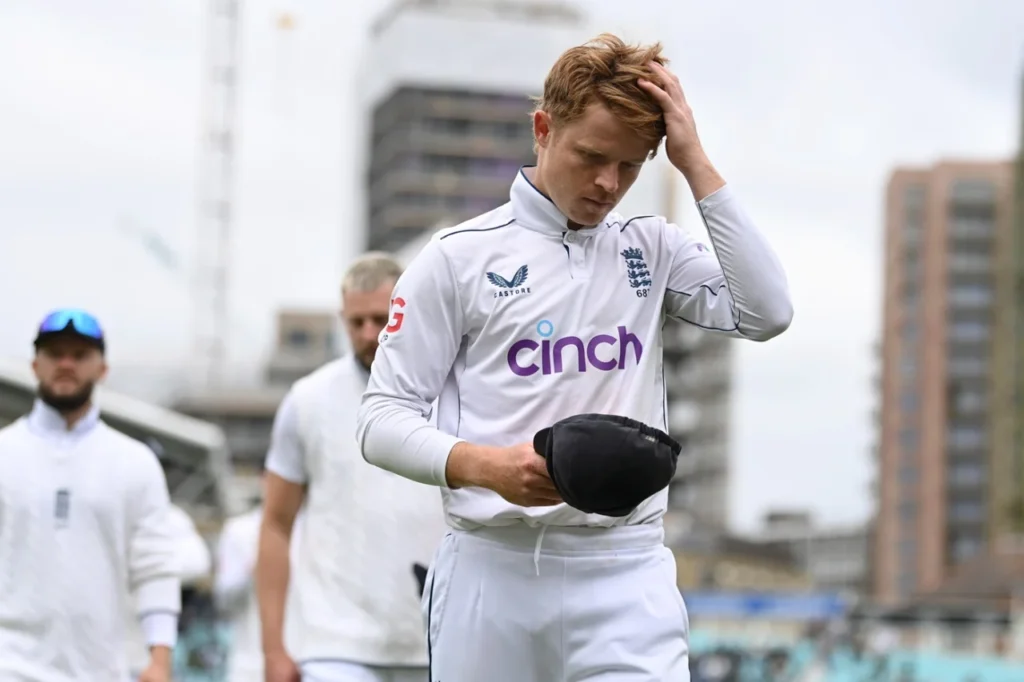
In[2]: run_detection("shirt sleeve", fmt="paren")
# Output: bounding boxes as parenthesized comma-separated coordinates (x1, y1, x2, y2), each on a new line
(356, 239, 466, 486)
(140, 612, 178, 649)
(128, 448, 182, 622)
(168, 507, 212, 585)
(663, 184, 793, 340)
(264, 390, 306, 484)
(213, 516, 256, 612)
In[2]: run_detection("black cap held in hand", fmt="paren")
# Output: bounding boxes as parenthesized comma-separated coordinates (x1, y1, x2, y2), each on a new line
(532, 413, 681, 517)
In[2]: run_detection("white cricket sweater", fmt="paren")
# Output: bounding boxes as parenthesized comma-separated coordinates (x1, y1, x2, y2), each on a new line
(265, 356, 448, 666)
(357, 167, 793, 530)
(0, 400, 181, 682)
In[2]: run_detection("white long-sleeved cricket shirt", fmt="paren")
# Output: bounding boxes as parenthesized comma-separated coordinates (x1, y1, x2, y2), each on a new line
(0, 400, 181, 682)
(357, 167, 793, 530)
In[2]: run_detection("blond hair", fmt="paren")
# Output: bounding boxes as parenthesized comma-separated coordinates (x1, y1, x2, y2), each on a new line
(341, 252, 403, 296)
(533, 33, 668, 156)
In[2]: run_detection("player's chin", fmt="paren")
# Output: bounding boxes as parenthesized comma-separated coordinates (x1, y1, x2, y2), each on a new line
(573, 200, 613, 225)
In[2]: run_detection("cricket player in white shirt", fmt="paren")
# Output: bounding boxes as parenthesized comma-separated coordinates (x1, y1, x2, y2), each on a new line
(257, 254, 448, 682)
(357, 34, 795, 681)
(215, 499, 301, 682)
(0, 309, 180, 682)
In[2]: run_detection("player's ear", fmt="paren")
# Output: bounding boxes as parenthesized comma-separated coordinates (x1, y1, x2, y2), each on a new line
(533, 110, 553, 149)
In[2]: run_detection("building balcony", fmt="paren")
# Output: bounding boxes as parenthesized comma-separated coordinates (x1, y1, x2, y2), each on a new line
(371, 128, 532, 172)
(370, 168, 515, 202)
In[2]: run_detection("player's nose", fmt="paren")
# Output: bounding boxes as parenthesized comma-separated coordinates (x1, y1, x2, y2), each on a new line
(594, 166, 619, 194)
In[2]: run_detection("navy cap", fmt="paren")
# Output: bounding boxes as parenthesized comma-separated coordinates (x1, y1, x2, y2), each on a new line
(533, 413, 680, 517)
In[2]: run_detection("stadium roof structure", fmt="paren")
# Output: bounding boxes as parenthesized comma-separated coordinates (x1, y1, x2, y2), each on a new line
(0, 358, 238, 523)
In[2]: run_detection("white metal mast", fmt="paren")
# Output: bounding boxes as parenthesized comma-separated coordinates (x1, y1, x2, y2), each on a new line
(194, 0, 242, 388)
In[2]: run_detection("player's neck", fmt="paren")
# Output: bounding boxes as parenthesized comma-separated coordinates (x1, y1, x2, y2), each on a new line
(522, 165, 585, 231)
(60, 402, 94, 430)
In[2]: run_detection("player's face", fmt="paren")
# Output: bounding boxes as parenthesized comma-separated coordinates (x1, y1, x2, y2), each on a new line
(32, 336, 107, 413)
(342, 281, 395, 370)
(534, 102, 654, 227)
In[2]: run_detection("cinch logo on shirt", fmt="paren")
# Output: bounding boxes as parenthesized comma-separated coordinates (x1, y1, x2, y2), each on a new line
(506, 320, 644, 376)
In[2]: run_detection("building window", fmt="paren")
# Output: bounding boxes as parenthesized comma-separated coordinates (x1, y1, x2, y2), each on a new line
(947, 356, 987, 377)
(897, 571, 917, 598)
(948, 252, 991, 273)
(948, 283, 993, 308)
(947, 425, 985, 449)
(899, 463, 917, 485)
(953, 388, 985, 414)
(900, 391, 918, 413)
(948, 320, 990, 342)
(949, 500, 985, 522)
(286, 329, 311, 349)
(905, 184, 926, 206)
(950, 178, 996, 204)
(899, 428, 918, 453)
(900, 353, 917, 379)
(949, 460, 985, 486)
(949, 216, 994, 239)
(950, 533, 984, 562)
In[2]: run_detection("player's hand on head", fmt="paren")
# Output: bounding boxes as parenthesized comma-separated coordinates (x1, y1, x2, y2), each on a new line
(489, 442, 563, 507)
(637, 61, 703, 170)
(264, 651, 301, 682)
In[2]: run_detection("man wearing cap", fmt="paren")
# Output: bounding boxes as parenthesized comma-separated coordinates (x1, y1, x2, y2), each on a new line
(356, 33, 793, 682)
(0, 310, 181, 682)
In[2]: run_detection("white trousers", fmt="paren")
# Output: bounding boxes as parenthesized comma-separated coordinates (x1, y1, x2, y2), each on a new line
(424, 523, 690, 682)
(302, 661, 428, 682)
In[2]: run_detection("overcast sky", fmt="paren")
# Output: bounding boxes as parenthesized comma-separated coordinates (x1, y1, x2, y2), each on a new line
(1, 0, 1022, 532)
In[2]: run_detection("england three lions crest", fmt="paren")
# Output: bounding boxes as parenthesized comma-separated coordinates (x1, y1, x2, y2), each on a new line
(621, 247, 652, 297)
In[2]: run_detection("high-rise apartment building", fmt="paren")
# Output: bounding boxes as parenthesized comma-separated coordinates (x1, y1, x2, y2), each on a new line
(360, 0, 586, 252)
(360, 0, 734, 528)
(1012, 70, 1024, 541)
(874, 160, 1016, 604)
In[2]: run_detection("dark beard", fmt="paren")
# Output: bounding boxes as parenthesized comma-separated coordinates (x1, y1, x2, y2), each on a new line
(38, 381, 94, 414)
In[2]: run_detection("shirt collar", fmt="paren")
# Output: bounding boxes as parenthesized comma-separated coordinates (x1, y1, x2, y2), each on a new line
(510, 166, 608, 239)
(348, 354, 371, 385)
(27, 398, 101, 436)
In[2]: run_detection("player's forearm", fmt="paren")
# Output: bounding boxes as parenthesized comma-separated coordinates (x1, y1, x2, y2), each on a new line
(697, 184, 793, 339)
(255, 523, 292, 655)
(357, 395, 464, 486)
(676, 148, 726, 202)
(148, 645, 173, 673)
(445, 441, 499, 490)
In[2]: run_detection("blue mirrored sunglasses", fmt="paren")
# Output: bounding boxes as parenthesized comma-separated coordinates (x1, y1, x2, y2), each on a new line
(38, 309, 104, 340)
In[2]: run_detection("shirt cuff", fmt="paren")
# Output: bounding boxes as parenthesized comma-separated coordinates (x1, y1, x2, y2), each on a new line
(695, 183, 734, 214)
(140, 612, 179, 648)
(430, 433, 465, 488)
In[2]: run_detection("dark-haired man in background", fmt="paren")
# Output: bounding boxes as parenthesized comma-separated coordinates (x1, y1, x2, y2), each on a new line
(0, 309, 181, 682)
